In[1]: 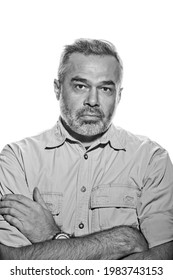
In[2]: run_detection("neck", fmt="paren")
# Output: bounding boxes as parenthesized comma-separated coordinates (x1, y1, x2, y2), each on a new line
(60, 117, 107, 145)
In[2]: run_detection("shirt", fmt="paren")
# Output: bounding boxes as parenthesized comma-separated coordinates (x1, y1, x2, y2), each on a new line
(0, 120, 173, 248)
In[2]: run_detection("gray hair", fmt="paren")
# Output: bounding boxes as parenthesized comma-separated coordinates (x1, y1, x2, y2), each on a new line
(58, 38, 123, 87)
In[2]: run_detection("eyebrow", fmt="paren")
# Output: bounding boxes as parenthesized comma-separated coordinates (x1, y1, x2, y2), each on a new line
(71, 77, 88, 83)
(71, 76, 115, 86)
(99, 80, 115, 86)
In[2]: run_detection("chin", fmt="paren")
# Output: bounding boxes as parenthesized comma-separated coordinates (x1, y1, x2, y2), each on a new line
(74, 122, 108, 136)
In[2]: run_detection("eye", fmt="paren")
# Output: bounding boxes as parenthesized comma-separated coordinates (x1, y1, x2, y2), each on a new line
(101, 87, 112, 93)
(75, 84, 87, 90)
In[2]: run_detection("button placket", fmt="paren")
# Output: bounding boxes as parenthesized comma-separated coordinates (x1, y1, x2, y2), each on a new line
(74, 151, 91, 235)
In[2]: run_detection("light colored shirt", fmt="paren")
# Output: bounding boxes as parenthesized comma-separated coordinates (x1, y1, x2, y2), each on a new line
(0, 120, 173, 248)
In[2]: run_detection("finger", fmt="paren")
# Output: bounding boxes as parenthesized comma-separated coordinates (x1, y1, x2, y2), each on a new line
(1, 194, 35, 208)
(33, 188, 48, 210)
(0, 200, 30, 216)
(2, 214, 22, 231)
(0, 207, 25, 219)
(1, 194, 23, 201)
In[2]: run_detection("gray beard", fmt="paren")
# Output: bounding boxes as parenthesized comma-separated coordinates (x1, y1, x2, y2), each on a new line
(59, 97, 113, 136)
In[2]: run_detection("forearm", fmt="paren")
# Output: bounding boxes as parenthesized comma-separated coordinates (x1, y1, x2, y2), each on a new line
(0, 226, 148, 260)
(123, 251, 158, 260)
(123, 241, 173, 260)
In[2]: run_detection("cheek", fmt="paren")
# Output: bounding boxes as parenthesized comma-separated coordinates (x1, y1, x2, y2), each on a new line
(71, 97, 83, 110)
(63, 94, 84, 112)
(61, 90, 75, 107)
(101, 98, 116, 117)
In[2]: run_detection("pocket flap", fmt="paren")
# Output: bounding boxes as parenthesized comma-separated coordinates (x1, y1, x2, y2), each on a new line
(41, 192, 63, 215)
(91, 184, 138, 209)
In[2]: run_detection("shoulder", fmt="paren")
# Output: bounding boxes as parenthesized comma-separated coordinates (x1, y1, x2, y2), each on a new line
(0, 124, 58, 157)
(112, 125, 166, 156)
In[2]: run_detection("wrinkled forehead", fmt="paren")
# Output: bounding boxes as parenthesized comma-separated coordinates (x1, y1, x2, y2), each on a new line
(64, 53, 121, 84)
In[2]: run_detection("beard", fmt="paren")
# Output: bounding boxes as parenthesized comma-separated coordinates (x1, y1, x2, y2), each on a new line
(60, 96, 114, 136)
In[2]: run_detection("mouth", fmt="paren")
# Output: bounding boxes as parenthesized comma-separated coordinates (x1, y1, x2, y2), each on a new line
(77, 108, 104, 122)
(80, 114, 101, 120)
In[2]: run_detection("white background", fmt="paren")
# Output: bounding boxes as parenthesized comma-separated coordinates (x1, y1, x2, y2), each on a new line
(0, 0, 173, 160)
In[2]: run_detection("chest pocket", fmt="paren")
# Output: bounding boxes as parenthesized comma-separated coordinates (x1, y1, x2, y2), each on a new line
(90, 184, 140, 232)
(41, 192, 63, 227)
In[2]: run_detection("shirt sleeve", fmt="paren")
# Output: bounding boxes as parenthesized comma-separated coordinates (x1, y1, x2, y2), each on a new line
(0, 144, 32, 247)
(138, 143, 173, 248)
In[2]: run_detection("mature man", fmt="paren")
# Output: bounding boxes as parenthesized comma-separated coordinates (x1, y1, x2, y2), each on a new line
(0, 39, 173, 259)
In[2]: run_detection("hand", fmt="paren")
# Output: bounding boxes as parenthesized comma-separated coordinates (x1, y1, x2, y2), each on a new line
(0, 188, 60, 243)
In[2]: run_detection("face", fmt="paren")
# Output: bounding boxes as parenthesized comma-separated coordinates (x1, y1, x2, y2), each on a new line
(56, 53, 121, 137)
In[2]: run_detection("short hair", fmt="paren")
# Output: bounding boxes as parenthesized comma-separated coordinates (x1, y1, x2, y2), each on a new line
(58, 38, 123, 87)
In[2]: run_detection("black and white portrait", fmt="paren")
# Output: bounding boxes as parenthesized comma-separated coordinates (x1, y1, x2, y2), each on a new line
(0, 0, 173, 262)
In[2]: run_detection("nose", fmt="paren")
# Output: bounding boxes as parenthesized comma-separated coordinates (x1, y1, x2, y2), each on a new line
(84, 87, 99, 107)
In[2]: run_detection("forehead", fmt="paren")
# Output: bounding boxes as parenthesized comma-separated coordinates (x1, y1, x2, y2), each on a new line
(65, 53, 120, 83)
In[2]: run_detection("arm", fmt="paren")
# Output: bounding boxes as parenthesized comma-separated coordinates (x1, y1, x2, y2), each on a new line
(1, 190, 172, 260)
(0, 225, 148, 260)
(0, 189, 148, 259)
(0, 188, 60, 243)
(133, 146, 173, 260)
(123, 241, 173, 260)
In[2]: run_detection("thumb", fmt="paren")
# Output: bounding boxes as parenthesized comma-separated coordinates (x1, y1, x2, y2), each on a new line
(33, 187, 48, 210)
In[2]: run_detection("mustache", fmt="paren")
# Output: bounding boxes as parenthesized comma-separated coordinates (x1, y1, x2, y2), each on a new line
(76, 107, 104, 118)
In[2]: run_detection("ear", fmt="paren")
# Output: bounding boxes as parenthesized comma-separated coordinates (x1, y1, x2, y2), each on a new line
(117, 87, 123, 104)
(54, 79, 61, 100)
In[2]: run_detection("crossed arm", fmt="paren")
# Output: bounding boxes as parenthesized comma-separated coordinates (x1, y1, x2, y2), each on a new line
(0, 188, 172, 260)
(0, 226, 148, 260)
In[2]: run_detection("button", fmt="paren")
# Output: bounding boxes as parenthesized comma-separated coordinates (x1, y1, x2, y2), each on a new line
(79, 222, 84, 229)
(84, 153, 88, 160)
(81, 186, 86, 192)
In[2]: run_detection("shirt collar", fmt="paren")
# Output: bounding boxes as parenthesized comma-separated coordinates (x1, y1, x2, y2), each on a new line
(45, 121, 66, 149)
(45, 120, 126, 151)
(99, 124, 126, 150)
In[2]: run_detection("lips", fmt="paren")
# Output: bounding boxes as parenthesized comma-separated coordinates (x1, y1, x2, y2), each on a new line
(80, 113, 102, 120)
(82, 114, 100, 117)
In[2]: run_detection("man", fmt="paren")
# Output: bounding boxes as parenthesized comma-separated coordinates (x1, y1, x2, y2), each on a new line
(0, 39, 173, 259)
